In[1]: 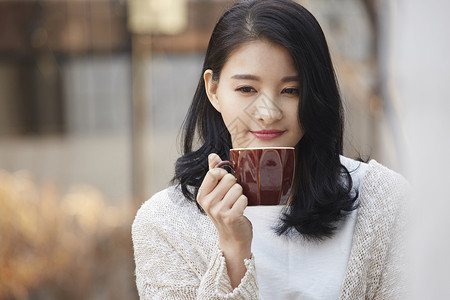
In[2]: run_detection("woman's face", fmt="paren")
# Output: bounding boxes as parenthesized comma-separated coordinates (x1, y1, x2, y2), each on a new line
(204, 40, 304, 149)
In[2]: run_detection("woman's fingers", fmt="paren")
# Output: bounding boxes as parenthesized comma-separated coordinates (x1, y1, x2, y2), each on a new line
(220, 183, 244, 210)
(210, 183, 246, 222)
(201, 173, 236, 211)
(214, 174, 237, 200)
(197, 153, 225, 199)
(198, 153, 248, 225)
(197, 169, 226, 210)
(232, 194, 248, 213)
(198, 168, 226, 197)
(196, 154, 252, 253)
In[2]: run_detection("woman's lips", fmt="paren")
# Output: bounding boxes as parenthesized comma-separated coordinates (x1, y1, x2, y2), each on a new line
(250, 130, 286, 140)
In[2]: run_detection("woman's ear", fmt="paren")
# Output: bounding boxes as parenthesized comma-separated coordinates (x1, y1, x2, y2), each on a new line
(204, 69, 221, 112)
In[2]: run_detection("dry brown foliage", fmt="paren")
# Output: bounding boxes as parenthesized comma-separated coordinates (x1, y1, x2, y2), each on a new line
(0, 170, 138, 300)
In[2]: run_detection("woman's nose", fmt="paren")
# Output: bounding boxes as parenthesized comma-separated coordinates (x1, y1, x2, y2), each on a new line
(250, 94, 283, 124)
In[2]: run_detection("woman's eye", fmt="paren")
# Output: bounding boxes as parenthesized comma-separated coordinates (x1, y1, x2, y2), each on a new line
(236, 86, 256, 93)
(282, 88, 299, 95)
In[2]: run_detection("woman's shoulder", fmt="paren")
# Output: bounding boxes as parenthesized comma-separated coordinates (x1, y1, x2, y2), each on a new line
(134, 186, 175, 224)
(340, 156, 408, 197)
(361, 160, 409, 211)
(132, 185, 205, 232)
(365, 160, 409, 192)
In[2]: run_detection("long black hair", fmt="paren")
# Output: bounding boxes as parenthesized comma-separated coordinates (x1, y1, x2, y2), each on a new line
(172, 0, 358, 240)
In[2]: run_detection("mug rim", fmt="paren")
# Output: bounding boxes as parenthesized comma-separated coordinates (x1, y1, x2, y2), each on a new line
(231, 146, 295, 151)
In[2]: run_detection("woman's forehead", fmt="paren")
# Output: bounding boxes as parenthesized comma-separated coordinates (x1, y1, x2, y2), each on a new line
(221, 40, 298, 78)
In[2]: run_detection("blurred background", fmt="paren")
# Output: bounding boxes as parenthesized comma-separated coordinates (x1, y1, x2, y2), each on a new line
(0, 0, 449, 299)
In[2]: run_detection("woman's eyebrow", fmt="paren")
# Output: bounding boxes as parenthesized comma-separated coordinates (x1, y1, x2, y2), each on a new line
(281, 76, 300, 83)
(230, 74, 299, 82)
(230, 74, 260, 80)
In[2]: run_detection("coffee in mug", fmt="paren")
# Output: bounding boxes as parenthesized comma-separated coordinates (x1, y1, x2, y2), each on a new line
(216, 147, 295, 206)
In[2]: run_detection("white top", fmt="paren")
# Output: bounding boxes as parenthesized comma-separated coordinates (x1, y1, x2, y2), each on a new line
(244, 156, 368, 299)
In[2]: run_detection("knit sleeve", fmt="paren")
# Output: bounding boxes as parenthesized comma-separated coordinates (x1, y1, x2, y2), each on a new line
(373, 177, 409, 299)
(132, 193, 259, 299)
(198, 249, 259, 299)
(339, 160, 409, 300)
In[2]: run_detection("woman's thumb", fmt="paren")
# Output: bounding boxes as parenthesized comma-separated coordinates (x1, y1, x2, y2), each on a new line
(208, 153, 222, 170)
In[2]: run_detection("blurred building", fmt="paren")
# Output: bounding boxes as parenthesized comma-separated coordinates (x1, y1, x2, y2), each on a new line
(0, 0, 235, 202)
(0, 0, 398, 202)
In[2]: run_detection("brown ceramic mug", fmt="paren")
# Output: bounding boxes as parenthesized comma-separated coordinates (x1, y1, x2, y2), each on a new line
(215, 147, 295, 206)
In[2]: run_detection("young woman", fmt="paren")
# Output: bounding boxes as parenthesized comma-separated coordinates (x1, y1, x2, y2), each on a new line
(132, 0, 408, 299)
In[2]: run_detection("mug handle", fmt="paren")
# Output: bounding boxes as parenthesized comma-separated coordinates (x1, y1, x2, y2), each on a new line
(215, 160, 236, 177)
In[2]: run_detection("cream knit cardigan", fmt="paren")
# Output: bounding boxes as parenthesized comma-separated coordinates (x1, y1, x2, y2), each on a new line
(132, 160, 408, 299)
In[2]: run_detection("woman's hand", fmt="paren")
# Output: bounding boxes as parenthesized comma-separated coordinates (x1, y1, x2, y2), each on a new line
(197, 153, 253, 288)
